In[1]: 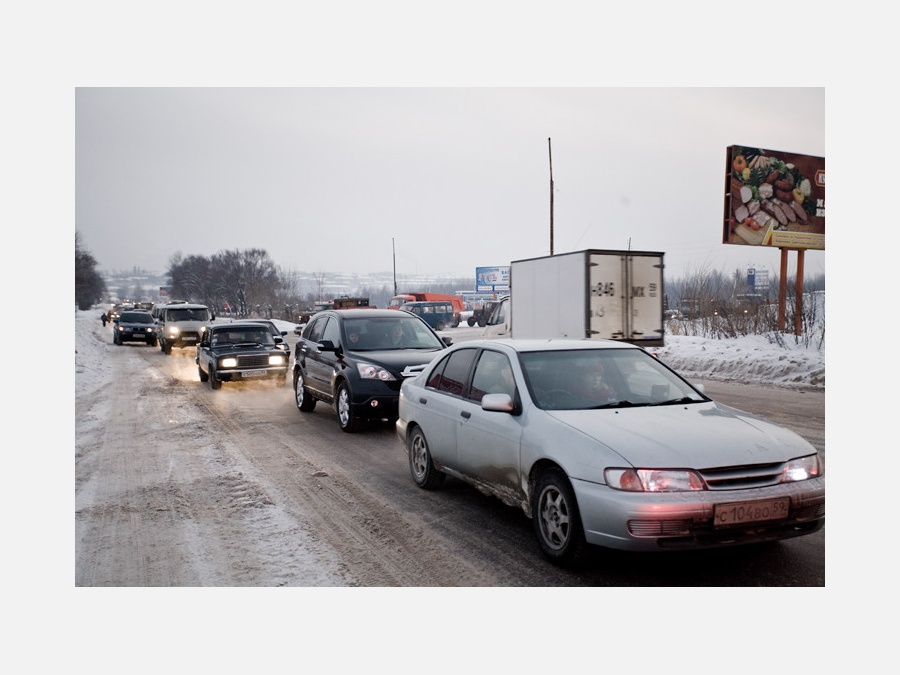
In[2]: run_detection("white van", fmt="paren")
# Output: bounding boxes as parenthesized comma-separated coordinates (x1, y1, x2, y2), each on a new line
(157, 302, 215, 354)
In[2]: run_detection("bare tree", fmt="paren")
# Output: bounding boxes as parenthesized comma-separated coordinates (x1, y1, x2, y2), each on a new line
(75, 232, 106, 310)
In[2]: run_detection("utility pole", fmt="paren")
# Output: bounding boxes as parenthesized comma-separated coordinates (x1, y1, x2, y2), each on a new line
(392, 238, 397, 296)
(548, 138, 554, 255)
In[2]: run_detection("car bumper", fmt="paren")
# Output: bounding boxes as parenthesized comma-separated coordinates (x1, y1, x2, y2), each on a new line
(572, 477, 825, 552)
(396, 417, 409, 446)
(119, 332, 156, 342)
(350, 394, 400, 420)
(216, 366, 289, 382)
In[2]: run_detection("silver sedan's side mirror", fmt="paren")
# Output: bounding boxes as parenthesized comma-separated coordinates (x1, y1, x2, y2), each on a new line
(482, 393, 514, 413)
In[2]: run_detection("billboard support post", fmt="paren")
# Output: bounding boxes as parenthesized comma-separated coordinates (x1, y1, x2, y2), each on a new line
(777, 248, 805, 336)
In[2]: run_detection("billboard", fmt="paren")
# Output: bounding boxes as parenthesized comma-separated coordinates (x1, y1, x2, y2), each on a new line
(723, 145, 825, 250)
(475, 266, 510, 293)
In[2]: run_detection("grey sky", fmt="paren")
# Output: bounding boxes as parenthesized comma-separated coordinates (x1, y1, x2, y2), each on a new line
(75, 88, 824, 281)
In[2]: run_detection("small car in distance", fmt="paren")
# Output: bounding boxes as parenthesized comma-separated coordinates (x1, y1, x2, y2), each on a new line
(112, 310, 158, 346)
(396, 338, 825, 565)
(293, 309, 450, 432)
(196, 323, 289, 390)
(399, 301, 455, 331)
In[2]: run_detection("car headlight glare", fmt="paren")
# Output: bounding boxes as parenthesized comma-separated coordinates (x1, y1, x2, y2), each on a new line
(357, 363, 396, 381)
(269, 355, 285, 366)
(220, 357, 238, 368)
(168, 326, 180, 336)
(606, 468, 705, 492)
(782, 454, 822, 482)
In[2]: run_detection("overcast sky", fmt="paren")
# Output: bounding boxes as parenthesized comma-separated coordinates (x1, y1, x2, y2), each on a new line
(75, 87, 824, 281)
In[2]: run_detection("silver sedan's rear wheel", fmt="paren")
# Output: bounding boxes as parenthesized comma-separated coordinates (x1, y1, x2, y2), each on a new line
(532, 468, 586, 565)
(408, 426, 445, 489)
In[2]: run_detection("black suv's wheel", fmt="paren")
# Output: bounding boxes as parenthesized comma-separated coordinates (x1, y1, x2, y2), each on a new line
(336, 381, 361, 433)
(293, 370, 316, 412)
(467, 317, 477, 326)
(198, 365, 209, 382)
(532, 468, 586, 565)
(112, 332, 119, 345)
(147, 337, 157, 347)
(209, 364, 222, 389)
(408, 426, 445, 489)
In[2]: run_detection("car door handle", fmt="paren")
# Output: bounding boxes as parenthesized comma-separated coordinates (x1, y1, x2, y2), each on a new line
(418, 397, 428, 405)
(460, 411, 471, 419)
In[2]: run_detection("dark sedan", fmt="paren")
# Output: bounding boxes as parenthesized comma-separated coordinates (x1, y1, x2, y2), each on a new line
(196, 323, 290, 390)
(227, 319, 290, 354)
(293, 309, 450, 432)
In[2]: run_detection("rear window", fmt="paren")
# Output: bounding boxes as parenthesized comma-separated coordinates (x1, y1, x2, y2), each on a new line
(120, 312, 153, 324)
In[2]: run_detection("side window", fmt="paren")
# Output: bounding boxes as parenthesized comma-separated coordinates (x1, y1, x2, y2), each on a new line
(305, 316, 326, 342)
(426, 354, 450, 390)
(494, 300, 507, 324)
(436, 348, 477, 397)
(470, 350, 516, 402)
(322, 317, 340, 345)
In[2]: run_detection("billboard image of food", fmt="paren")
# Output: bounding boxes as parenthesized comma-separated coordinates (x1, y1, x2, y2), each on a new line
(723, 145, 825, 250)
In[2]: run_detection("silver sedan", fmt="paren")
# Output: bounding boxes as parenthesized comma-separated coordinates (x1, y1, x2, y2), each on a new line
(396, 339, 825, 565)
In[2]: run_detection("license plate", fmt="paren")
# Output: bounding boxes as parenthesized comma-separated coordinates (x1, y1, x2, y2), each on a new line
(714, 498, 789, 527)
(183, 337, 197, 342)
(241, 370, 267, 378)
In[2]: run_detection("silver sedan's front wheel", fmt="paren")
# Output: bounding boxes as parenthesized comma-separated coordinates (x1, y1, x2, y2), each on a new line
(532, 468, 586, 565)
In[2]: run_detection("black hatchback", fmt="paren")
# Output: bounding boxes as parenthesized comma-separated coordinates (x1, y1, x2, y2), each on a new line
(293, 309, 451, 432)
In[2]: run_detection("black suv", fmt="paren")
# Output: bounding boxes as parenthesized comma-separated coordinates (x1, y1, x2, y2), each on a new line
(293, 309, 450, 432)
(196, 323, 290, 390)
(112, 310, 158, 346)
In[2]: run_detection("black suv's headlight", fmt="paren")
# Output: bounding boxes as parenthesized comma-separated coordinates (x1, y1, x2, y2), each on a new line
(356, 363, 396, 381)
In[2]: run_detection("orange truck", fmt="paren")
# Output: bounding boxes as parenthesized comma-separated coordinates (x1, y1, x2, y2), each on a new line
(388, 292, 466, 327)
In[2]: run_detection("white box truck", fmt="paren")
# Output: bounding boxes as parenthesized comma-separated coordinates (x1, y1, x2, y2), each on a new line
(483, 249, 665, 347)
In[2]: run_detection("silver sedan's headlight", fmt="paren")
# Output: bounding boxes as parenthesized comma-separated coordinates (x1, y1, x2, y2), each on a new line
(356, 363, 396, 381)
(782, 454, 823, 482)
(605, 468, 705, 492)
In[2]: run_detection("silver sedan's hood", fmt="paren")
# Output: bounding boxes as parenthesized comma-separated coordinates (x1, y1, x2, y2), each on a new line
(547, 401, 815, 468)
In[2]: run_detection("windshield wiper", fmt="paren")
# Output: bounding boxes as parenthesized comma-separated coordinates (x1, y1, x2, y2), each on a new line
(651, 397, 698, 406)
(591, 400, 640, 409)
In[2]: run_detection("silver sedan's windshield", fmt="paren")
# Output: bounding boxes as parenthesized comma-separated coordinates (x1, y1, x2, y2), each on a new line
(520, 348, 706, 411)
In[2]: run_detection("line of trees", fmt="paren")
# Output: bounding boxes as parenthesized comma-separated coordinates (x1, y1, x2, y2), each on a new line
(665, 264, 825, 348)
(166, 249, 475, 320)
(75, 233, 107, 310)
(76, 236, 825, 347)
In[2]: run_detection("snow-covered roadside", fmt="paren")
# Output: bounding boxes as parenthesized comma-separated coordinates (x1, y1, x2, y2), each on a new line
(652, 333, 824, 390)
